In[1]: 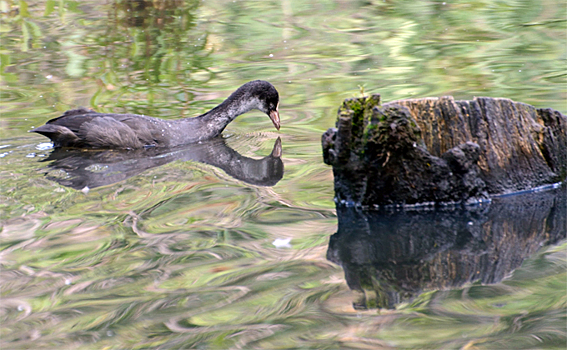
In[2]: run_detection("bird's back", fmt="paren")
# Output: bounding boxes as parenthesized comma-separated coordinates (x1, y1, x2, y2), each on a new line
(33, 108, 173, 149)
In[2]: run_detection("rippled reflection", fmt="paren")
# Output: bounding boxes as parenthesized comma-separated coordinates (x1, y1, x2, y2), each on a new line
(40, 137, 284, 189)
(1, 0, 565, 348)
(327, 185, 566, 309)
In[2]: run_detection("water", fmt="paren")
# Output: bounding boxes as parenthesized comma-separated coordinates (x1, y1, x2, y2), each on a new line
(1, 1, 566, 349)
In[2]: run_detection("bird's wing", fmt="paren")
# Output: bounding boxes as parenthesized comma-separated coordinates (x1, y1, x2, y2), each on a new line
(42, 109, 165, 148)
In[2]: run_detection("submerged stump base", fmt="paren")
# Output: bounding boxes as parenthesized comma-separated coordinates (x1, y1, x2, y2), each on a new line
(322, 94, 566, 206)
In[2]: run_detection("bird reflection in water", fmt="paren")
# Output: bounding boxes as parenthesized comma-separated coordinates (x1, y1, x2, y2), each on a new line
(327, 186, 566, 309)
(39, 137, 284, 190)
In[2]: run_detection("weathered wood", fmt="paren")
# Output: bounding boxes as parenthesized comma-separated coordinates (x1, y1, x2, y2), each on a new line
(322, 94, 566, 206)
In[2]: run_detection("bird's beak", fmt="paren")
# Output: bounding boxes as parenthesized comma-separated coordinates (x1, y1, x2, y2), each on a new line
(269, 109, 280, 131)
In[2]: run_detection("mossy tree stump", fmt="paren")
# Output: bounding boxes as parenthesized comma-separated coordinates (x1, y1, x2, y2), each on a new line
(322, 94, 566, 206)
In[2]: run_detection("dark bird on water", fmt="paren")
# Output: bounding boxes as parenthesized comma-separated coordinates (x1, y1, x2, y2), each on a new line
(31, 80, 280, 149)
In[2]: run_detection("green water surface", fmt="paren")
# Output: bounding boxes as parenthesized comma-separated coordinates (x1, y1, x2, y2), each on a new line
(1, 1, 566, 349)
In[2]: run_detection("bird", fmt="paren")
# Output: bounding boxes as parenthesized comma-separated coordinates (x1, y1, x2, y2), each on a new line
(31, 80, 280, 149)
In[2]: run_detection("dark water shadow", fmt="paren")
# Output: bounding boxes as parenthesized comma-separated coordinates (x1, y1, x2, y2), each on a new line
(40, 137, 284, 189)
(327, 185, 566, 309)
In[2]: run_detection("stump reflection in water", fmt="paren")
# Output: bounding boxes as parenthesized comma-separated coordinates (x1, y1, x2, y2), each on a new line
(327, 185, 566, 309)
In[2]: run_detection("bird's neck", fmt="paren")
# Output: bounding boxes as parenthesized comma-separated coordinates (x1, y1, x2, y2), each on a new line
(194, 92, 259, 137)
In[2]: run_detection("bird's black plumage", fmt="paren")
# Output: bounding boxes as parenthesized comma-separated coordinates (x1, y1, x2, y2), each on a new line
(31, 80, 280, 149)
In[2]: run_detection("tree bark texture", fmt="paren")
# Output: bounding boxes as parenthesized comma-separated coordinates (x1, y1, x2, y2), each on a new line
(322, 94, 566, 206)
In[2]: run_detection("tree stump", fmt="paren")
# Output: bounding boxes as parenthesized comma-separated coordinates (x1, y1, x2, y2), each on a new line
(322, 94, 566, 206)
